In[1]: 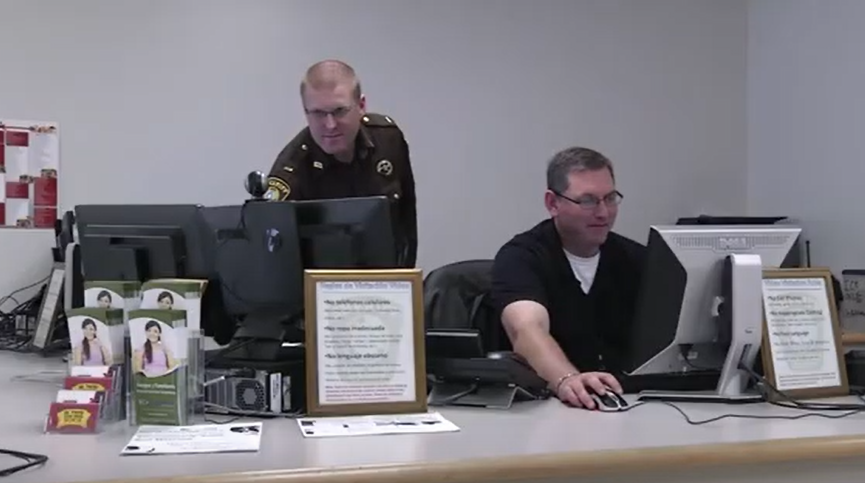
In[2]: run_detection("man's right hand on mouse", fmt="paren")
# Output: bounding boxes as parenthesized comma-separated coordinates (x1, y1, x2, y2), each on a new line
(554, 372, 623, 410)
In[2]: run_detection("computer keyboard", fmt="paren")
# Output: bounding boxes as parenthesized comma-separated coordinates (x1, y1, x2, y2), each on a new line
(621, 370, 720, 394)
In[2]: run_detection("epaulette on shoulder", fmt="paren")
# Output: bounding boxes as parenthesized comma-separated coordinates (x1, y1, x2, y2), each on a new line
(362, 113, 399, 128)
(283, 128, 313, 158)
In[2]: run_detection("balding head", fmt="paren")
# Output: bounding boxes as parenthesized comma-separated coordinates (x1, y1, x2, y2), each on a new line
(299, 60, 367, 162)
(300, 59, 362, 104)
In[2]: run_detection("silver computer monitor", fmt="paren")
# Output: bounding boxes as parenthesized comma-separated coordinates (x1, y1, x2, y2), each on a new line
(626, 224, 802, 401)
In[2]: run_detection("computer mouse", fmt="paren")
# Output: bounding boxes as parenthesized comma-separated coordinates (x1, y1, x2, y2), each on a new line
(589, 388, 629, 412)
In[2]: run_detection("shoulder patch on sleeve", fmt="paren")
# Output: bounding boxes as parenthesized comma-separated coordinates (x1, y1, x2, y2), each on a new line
(362, 113, 398, 128)
(265, 177, 291, 201)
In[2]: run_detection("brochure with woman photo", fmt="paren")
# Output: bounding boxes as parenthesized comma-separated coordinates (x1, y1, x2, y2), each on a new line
(83, 281, 142, 323)
(139, 279, 207, 332)
(139, 279, 208, 408)
(66, 308, 125, 367)
(128, 309, 189, 426)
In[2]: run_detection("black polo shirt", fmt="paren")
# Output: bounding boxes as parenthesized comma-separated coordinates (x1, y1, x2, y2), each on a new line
(491, 219, 646, 375)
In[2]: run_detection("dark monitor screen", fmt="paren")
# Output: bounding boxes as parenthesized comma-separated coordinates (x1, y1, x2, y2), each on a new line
(294, 196, 397, 269)
(197, 201, 305, 356)
(74, 204, 205, 282)
(198, 202, 304, 320)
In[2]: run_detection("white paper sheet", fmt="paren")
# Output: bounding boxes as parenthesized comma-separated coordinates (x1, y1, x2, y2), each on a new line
(762, 276, 842, 391)
(121, 422, 262, 455)
(3, 144, 28, 180)
(296, 411, 460, 438)
(314, 279, 417, 406)
(29, 129, 59, 174)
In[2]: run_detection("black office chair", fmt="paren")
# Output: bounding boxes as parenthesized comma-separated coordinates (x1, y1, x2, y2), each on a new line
(423, 259, 511, 352)
(423, 260, 548, 408)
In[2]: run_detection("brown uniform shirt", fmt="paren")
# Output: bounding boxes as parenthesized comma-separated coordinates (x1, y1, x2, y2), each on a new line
(265, 112, 418, 268)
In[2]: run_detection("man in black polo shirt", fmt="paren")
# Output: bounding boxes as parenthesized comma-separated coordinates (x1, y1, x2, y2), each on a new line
(491, 146, 645, 410)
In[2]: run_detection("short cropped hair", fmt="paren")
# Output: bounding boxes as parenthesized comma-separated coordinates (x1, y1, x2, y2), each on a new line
(546, 147, 615, 194)
(299, 60, 362, 102)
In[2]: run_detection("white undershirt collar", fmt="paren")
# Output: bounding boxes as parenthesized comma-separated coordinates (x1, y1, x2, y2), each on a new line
(564, 249, 600, 294)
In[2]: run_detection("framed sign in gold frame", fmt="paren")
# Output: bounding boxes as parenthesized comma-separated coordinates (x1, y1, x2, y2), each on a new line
(760, 267, 849, 400)
(304, 268, 427, 417)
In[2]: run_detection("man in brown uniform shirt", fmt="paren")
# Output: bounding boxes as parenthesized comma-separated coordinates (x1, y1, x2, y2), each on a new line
(265, 60, 418, 267)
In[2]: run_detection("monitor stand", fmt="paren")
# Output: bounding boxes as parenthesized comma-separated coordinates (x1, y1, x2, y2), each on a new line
(221, 308, 296, 362)
(637, 253, 766, 404)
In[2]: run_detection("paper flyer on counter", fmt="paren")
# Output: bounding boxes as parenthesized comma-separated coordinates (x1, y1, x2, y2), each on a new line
(121, 422, 263, 455)
(296, 412, 460, 438)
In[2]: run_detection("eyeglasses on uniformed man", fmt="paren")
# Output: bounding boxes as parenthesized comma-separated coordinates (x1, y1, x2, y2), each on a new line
(304, 104, 355, 121)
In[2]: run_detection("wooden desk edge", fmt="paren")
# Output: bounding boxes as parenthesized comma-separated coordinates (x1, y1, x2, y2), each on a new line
(842, 332, 865, 345)
(111, 433, 865, 483)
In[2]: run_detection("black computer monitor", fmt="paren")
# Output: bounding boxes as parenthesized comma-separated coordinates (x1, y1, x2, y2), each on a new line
(294, 195, 397, 269)
(199, 196, 399, 363)
(197, 201, 305, 361)
(74, 204, 206, 282)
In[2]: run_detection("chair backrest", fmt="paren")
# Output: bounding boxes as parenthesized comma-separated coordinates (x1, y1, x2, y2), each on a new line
(423, 259, 511, 352)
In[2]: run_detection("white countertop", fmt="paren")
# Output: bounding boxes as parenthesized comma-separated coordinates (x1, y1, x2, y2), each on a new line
(3, 351, 865, 483)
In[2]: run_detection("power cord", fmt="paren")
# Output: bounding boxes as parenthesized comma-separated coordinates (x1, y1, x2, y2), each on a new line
(678, 345, 719, 372)
(738, 362, 865, 412)
(0, 274, 49, 311)
(0, 278, 49, 353)
(616, 399, 863, 425)
(0, 448, 48, 477)
(614, 362, 865, 425)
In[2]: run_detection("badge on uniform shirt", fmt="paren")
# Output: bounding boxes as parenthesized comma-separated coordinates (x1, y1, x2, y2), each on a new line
(265, 177, 291, 201)
(376, 159, 393, 176)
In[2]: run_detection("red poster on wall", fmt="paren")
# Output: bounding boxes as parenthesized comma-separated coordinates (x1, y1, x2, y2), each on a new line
(0, 120, 59, 229)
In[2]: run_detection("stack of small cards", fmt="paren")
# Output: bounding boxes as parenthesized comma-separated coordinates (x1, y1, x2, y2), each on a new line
(45, 366, 120, 434)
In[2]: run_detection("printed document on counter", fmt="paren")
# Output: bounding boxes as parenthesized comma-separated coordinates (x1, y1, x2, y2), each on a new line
(121, 422, 263, 455)
(296, 411, 460, 438)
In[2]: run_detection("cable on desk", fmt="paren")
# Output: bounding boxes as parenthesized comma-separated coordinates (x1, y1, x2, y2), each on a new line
(614, 399, 864, 425)
(613, 362, 865, 425)
(0, 275, 52, 352)
(203, 401, 303, 421)
(668, 401, 858, 425)
(0, 275, 48, 311)
(0, 448, 48, 477)
(738, 362, 865, 412)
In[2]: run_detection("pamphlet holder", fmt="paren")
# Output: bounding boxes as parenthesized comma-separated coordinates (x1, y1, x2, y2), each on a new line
(127, 326, 203, 426)
(188, 329, 206, 417)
